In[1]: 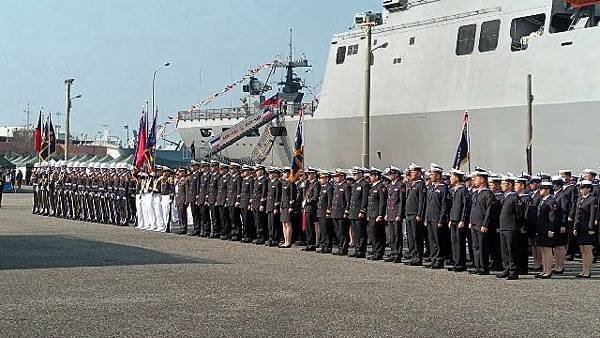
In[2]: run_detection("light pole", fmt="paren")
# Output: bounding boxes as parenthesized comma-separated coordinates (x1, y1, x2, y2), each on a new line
(152, 62, 171, 116)
(64, 78, 82, 160)
(124, 124, 129, 148)
(361, 23, 388, 167)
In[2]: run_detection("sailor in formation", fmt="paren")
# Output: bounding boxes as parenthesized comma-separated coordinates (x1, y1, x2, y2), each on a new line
(32, 159, 600, 278)
(31, 160, 174, 233)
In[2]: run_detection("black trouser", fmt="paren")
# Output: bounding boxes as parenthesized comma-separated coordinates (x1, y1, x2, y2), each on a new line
(210, 205, 221, 236)
(254, 209, 267, 241)
(241, 208, 254, 240)
(426, 221, 443, 265)
(291, 211, 304, 243)
(334, 218, 350, 254)
(200, 205, 211, 235)
(267, 211, 280, 243)
(190, 204, 201, 233)
(450, 222, 466, 269)
(229, 206, 241, 238)
(471, 226, 489, 271)
(177, 204, 188, 232)
(466, 227, 474, 263)
(318, 216, 332, 249)
(127, 195, 136, 223)
(406, 215, 424, 263)
(369, 218, 386, 258)
(351, 218, 367, 255)
(218, 206, 230, 237)
(517, 232, 529, 274)
(489, 228, 502, 269)
(387, 220, 403, 259)
(304, 211, 317, 247)
(500, 230, 520, 276)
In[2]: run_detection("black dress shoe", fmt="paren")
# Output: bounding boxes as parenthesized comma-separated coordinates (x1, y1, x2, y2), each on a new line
(294, 241, 306, 246)
(199, 233, 209, 238)
(316, 247, 323, 253)
(254, 240, 265, 245)
(322, 248, 332, 254)
(576, 274, 591, 279)
(210, 234, 220, 239)
(496, 272, 509, 278)
(409, 261, 422, 266)
(176, 230, 187, 235)
(477, 270, 489, 275)
(367, 255, 383, 261)
(230, 236, 239, 241)
(423, 264, 433, 269)
(302, 246, 316, 252)
(241, 238, 252, 243)
(552, 269, 565, 275)
(535, 273, 552, 279)
(431, 264, 444, 269)
(507, 275, 519, 280)
(384, 256, 396, 263)
(447, 267, 456, 272)
(454, 267, 467, 272)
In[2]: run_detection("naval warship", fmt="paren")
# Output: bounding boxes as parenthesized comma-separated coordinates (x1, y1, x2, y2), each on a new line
(177, 0, 600, 172)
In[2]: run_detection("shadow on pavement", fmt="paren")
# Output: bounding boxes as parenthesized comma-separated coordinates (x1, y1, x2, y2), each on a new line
(0, 235, 218, 270)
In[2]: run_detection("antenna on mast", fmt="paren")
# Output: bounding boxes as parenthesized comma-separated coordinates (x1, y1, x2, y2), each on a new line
(289, 27, 293, 63)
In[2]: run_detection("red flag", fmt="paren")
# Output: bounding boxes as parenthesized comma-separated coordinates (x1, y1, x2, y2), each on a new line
(260, 94, 281, 109)
(33, 111, 43, 152)
(135, 110, 147, 169)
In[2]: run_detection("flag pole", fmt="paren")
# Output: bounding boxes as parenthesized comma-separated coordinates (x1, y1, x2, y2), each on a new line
(466, 111, 471, 173)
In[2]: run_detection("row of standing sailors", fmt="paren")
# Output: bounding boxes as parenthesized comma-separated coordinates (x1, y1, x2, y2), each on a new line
(173, 161, 598, 279)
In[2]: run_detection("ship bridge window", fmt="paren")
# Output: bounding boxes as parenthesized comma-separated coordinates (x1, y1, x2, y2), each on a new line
(347, 44, 359, 55)
(200, 128, 212, 137)
(336, 46, 347, 64)
(510, 14, 546, 51)
(479, 20, 500, 52)
(456, 24, 477, 56)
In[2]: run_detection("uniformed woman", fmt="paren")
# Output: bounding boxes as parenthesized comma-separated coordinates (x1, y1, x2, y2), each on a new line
(279, 168, 295, 248)
(574, 180, 598, 278)
(535, 182, 558, 279)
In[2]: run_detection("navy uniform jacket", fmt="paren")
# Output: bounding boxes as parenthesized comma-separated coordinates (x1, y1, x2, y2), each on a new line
(405, 179, 426, 218)
(470, 188, 495, 228)
(331, 181, 351, 219)
(303, 179, 320, 214)
(524, 190, 541, 229)
(574, 194, 598, 233)
(266, 178, 282, 213)
(386, 180, 405, 221)
(499, 192, 523, 231)
(316, 182, 333, 218)
(216, 174, 230, 207)
(239, 176, 254, 210)
(563, 183, 578, 221)
(348, 178, 369, 220)
(251, 176, 268, 211)
(175, 178, 188, 207)
(425, 183, 450, 225)
(207, 172, 221, 206)
(449, 185, 471, 224)
(185, 171, 199, 204)
(293, 180, 304, 213)
(553, 188, 570, 229)
(198, 171, 211, 205)
(280, 179, 296, 210)
(225, 173, 242, 208)
(536, 195, 558, 236)
(367, 180, 387, 219)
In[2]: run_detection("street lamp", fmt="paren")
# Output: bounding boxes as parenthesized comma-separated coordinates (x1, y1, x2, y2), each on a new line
(361, 23, 388, 167)
(64, 77, 82, 160)
(152, 62, 171, 116)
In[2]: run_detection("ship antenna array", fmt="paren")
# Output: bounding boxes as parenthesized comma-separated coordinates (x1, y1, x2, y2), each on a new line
(408, 0, 441, 9)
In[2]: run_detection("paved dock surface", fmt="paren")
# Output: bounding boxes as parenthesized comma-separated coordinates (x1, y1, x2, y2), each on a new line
(1, 193, 598, 337)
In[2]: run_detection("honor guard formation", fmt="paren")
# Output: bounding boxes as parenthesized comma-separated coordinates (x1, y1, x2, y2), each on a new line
(31, 160, 600, 279)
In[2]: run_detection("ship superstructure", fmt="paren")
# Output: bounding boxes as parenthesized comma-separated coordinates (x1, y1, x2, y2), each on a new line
(178, 0, 600, 172)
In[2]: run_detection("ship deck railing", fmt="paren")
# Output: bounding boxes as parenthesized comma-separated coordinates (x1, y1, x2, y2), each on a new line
(177, 103, 315, 121)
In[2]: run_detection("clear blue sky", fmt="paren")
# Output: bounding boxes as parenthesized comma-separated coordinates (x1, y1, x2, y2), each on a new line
(0, 0, 379, 140)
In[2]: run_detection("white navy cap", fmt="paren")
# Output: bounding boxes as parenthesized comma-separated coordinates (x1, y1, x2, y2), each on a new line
(540, 181, 553, 189)
(429, 163, 444, 173)
(584, 168, 597, 176)
(387, 166, 401, 174)
(551, 175, 564, 184)
(369, 167, 383, 175)
(558, 169, 572, 175)
(579, 180, 593, 188)
(408, 163, 422, 171)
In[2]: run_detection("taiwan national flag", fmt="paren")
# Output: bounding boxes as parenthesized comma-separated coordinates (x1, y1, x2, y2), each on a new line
(261, 94, 281, 109)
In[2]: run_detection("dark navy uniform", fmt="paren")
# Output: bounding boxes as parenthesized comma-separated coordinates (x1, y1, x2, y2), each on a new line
(316, 180, 333, 253)
(424, 182, 450, 268)
(385, 179, 405, 262)
(251, 174, 268, 244)
(175, 176, 188, 233)
(240, 174, 255, 242)
(498, 191, 523, 278)
(331, 180, 351, 255)
(187, 170, 201, 235)
(217, 172, 231, 240)
(226, 172, 242, 240)
(266, 177, 282, 246)
(574, 193, 598, 246)
(348, 177, 369, 257)
(198, 168, 211, 236)
(449, 184, 470, 271)
(535, 195, 558, 248)
(405, 179, 427, 264)
(303, 178, 320, 250)
(367, 179, 387, 260)
(470, 188, 495, 274)
(207, 169, 221, 237)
